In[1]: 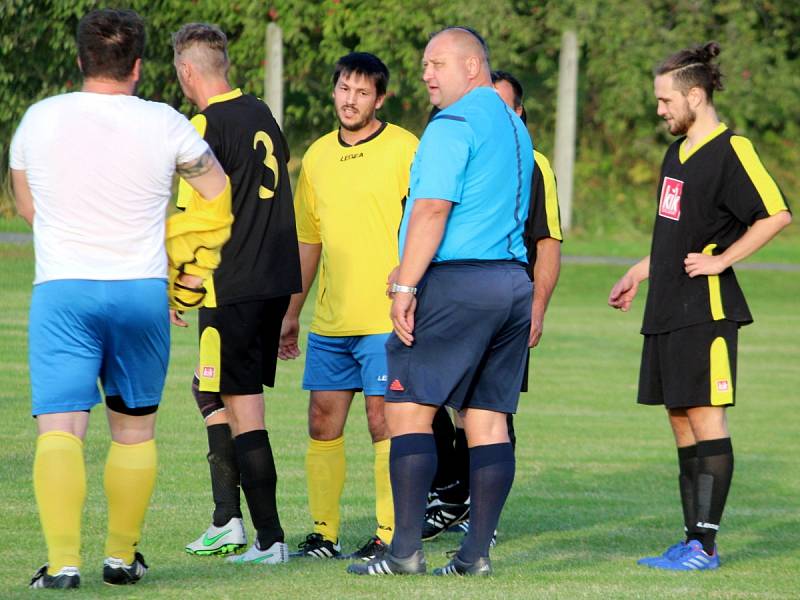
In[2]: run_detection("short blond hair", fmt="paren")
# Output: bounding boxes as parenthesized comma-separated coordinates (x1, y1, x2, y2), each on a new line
(172, 23, 229, 75)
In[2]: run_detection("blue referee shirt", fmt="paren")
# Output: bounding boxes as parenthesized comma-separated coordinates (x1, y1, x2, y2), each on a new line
(399, 87, 533, 263)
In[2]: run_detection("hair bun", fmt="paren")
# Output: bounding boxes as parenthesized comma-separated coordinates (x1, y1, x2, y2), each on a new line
(701, 41, 721, 62)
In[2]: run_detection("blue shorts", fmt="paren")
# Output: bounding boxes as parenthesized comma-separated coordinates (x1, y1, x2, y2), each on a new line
(302, 333, 390, 396)
(385, 261, 532, 413)
(29, 279, 170, 416)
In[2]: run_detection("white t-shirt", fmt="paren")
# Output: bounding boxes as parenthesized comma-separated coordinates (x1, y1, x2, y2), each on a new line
(9, 92, 209, 284)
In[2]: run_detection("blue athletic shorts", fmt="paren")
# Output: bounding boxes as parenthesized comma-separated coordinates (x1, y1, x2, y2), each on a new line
(29, 279, 170, 416)
(302, 332, 390, 396)
(385, 261, 532, 413)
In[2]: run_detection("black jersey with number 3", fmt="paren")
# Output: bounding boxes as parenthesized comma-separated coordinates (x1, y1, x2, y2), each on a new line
(642, 125, 789, 334)
(178, 90, 301, 306)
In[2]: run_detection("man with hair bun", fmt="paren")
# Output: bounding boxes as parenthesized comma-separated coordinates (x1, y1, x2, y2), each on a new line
(173, 22, 302, 565)
(609, 41, 791, 571)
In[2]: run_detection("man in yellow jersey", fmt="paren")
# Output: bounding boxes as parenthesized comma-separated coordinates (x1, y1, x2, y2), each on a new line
(279, 52, 418, 560)
(609, 42, 791, 571)
(172, 23, 301, 565)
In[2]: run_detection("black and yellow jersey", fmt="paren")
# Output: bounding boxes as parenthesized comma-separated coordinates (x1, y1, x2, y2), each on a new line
(177, 89, 301, 306)
(295, 122, 418, 336)
(524, 150, 563, 275)
(642, 124, 790, 334)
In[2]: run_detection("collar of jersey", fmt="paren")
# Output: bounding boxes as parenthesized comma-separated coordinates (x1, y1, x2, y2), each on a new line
(208, 88, 243, 106)
(679, 123, 727, 164)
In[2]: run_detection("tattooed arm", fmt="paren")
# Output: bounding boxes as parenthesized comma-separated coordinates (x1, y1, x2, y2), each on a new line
(176, 148, 228, 201)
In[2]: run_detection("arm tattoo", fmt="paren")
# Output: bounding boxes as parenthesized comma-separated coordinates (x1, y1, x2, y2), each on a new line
(176, 148, 215, 179)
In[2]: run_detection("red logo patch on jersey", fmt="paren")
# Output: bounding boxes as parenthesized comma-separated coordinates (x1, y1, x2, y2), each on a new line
(658, 177, 684, 221)
(202, 366, 215, 378)
(389, 379, 405, 392)
(716, 379, 730, 392)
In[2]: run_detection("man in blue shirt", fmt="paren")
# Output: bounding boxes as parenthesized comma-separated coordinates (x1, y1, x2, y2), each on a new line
(347, 26, 533, 577)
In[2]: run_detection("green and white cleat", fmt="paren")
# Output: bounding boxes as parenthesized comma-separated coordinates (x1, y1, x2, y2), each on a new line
(185, 517, 247, 556)
(226, 540, 289, 565)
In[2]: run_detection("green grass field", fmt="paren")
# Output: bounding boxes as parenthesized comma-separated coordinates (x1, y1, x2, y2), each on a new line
(1, 239, 798, 599)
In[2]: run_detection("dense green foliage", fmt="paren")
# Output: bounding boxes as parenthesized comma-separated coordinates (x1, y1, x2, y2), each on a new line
(1, 0, 798, 231)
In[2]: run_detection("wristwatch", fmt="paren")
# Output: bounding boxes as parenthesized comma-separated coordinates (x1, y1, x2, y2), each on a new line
(391, 282, 417, 295)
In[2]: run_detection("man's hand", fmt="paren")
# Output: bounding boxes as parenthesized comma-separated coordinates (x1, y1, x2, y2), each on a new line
(390, 291, 417, 346)
(684, 253, 728, 278)
(609, 256, 649, 312)
(169, 272, 206, 316)
(278, 316, 301, 360)
(608, 273, 640, 312)
(170, 309, 189, 327)
(529, 314, 544, 348)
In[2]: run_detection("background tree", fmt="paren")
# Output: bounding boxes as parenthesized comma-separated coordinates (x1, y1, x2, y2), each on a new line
(2, 0, 796, 231)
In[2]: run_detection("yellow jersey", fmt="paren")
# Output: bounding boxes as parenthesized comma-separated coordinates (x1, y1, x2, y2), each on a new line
(295, 122, 418, 335)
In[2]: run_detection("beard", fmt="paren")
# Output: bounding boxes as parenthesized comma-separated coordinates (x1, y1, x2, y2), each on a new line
(668, 106, 696, 136)
(337, 106, 373, 132)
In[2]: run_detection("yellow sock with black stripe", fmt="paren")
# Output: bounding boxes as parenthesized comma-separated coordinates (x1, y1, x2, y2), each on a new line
(104, 440, 157, 563)
(373, 438, 394, 544)
(306, 436, 345, 542)
(34, 431, 86, 571)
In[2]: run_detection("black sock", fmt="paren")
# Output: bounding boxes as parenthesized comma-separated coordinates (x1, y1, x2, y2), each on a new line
(693, 438, 734, 554)
(207, 423, 242, 527)
(389, 433, 437, 558)
(439, 428, 469, 504)
(677, 444, 698, 541)
(430, 407, 456, 495)
(234, 429, 284, 548)
(459, 443, 515, 563)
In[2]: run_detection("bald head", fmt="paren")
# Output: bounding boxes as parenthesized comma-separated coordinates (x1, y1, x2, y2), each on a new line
(422, 26, 492, 108)
(433, 27, 490, 69)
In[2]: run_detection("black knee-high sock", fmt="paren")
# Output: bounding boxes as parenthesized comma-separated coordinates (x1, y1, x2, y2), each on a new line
(459, 443, 515, 563)
(207, 423, 242, 526)
(234, 430, 284, 548)
(389, 433, 437, 558)
(430, 407, 456, 495)
(692, 438, 734, 554)
(677, 444, 698, 541)
(439, 428, 469, 504)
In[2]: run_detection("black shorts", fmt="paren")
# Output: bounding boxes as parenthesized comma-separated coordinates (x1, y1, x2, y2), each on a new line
(385, 261, 532, 414)
(638, 319, 738, 409)
(197, 296, 290, 395)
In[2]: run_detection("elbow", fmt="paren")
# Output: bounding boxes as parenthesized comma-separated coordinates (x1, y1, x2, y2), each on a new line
(778, 210, 792, 229)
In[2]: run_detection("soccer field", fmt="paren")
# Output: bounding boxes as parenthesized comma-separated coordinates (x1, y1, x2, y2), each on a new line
(1, 240, 798, 598)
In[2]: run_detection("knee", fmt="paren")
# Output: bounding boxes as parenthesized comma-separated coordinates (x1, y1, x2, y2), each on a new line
(365, 404, 388, 442)
(192, 375, 225, 421)
(308, 402, 343, 440)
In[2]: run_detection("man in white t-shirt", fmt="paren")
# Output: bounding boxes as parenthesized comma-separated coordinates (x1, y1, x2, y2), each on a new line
(9, 8, 232, 590)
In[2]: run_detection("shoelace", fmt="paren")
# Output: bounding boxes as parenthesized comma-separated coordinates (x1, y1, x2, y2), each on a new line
(297, 533, 325, 550)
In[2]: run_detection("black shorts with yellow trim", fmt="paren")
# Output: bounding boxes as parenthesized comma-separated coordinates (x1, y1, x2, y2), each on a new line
(638, 319, 738, 409)
(197, 296, 290, 396)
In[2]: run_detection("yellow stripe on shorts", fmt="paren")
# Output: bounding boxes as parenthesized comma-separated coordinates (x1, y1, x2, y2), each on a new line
(709, 336, 734, 406)
(702, 243, 725, 320)
(198, 326, 221, 392)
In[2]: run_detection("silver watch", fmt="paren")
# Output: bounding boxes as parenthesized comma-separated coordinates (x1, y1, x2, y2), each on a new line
(391, 282, 417, 295)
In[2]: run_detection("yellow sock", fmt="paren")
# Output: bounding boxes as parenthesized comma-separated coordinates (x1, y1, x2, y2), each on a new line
(104, 439, 157, 563)
(34, 431, 86, 571)
(306, 436, 345, 542)
(373, 439, 394, 544)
